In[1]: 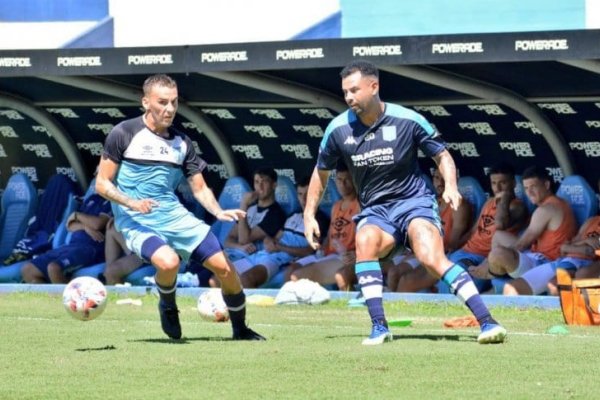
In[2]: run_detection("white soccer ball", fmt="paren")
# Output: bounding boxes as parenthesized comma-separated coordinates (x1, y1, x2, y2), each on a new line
(62, 277, 108, 321)
(197, 289, 229, 322)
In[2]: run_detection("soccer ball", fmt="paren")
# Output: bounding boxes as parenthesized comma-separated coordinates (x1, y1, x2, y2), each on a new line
(197, 289, 229, 322)
(62, 276, 108, 321)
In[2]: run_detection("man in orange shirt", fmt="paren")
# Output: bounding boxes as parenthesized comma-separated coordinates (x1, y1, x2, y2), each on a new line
(286, 163, 360, 290)
(504, 214, 600, 295)
(470, 166, 577, 280)
(434, 162, 530, 293)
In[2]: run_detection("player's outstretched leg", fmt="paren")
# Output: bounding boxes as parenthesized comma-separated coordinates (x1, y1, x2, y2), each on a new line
(441, 264, 506, 344)
(356, 261, 392, 345)
(156, 279, 182, 339)
(223, 291, 266, 341)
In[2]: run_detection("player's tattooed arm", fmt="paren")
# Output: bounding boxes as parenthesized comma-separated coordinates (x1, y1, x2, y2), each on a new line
(95, 155, 157, 214)
(433, 149, 462, 210)
(104, 184, 157, 214)
(105, 186, 133, 208)
(189, 172, 245, 222)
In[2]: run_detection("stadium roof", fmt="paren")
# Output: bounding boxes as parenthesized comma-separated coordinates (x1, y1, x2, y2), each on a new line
(1, 29, 600, 190)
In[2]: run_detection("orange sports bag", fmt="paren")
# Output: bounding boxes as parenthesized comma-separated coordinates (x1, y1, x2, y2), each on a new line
(557, 268, 600, 326)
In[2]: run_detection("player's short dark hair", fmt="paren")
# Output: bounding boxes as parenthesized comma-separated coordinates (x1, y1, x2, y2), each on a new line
(340, 60, 379, 80)
(253, 166, 278, 182)
(489, 162, 515, 178)
(296, 175, 311, 188)
(522, 166, 550, 182)
(335, 160, 349, 173)
(143, 74, 177, 95)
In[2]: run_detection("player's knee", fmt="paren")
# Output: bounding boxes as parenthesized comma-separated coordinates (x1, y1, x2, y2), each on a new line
(21, 263, 40, 282)
(290, 266, 308, 281)
(503, 278, 531, 296)
(47, 263, 65, 283)
(502, 282, 518, 296)
(213, 264, 235, 283)
(334, 273, 348, 291)
(254, 265, 268, 286)
(208, 275, 221, 288)
(242, 267, 267, 288)
(355, 230, 379, 251)
(102, 268, 122, 285)
(283, 263, 300, 282)
(492, 246, 513, 262)
(397, 274, 418, 292)
(153, 252, 180, 273)
(546, 281, 559, 296)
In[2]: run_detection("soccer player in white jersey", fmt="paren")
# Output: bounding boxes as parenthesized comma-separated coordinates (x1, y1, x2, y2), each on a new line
(96, 74, 264, 340)
(303, 60, 506, 345)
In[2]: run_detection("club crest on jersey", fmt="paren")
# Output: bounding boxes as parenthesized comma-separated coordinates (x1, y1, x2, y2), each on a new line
(382, 126, 396, 141)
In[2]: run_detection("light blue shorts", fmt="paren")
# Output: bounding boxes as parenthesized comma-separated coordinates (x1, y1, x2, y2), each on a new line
(119, 209, 211, 262)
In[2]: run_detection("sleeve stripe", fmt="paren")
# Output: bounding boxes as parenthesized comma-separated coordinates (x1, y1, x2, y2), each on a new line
(385, 103, 436, 136)
(320, 110, 352, 150)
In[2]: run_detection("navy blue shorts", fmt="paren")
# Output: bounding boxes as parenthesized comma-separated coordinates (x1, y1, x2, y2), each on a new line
(190, 231, 223, 266)
(30, 244, 104, 278)
(353, 194, 442, 253)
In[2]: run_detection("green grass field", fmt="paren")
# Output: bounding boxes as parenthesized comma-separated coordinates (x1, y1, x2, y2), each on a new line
(1, 291, 599, 400)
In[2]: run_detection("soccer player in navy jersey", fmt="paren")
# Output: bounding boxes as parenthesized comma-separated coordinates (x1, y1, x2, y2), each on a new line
(303, 60, 506, 345)
(95, 74, 264, 341)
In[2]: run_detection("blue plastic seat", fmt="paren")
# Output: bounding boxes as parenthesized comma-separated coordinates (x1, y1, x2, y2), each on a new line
(0, 176, 81, 283)
(210, 176, 252, 245)
(457, 176, 487, 219)
(557, 175, 598, 228)
(0, 260, 28, 283)
(51, 193, 79, 249)
(275, 175, 301, 217)
(0, 173, 38, 261)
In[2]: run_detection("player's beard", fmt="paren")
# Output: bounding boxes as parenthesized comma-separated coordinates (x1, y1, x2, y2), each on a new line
(349, 103, 363, 114)
(151, 113, 174, 132)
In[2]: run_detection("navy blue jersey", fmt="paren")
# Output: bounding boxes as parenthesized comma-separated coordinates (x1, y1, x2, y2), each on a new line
(318, 103, 445, 208)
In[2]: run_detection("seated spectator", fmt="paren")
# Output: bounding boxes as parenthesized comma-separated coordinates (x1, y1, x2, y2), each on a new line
(504, 214, 600, 295)
(285, 164, 360, 291)
(392, 163, 528, 292)
(210, 175, 328, 288)
(101, 217, 144, 285)
(222, 166, 287, 261)
(470, 166, 577, 280)
(386, 168, 473, 292)
(21, 193, 111, 283)
(575, 178, 600, 280)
